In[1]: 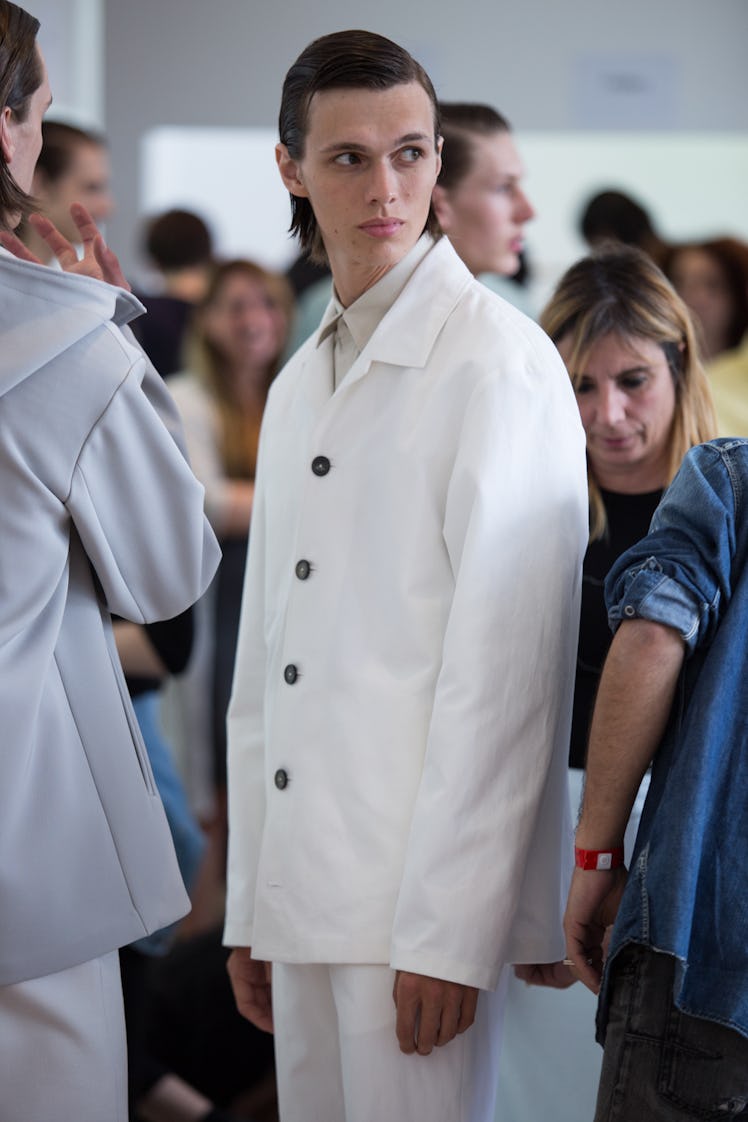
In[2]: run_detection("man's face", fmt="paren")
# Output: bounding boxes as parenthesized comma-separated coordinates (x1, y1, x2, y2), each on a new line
(277, 81, 441, 305)
(35, 140, 114, 241)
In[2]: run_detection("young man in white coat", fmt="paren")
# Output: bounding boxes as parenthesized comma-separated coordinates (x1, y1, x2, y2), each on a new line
(225, 29, 588, 1122)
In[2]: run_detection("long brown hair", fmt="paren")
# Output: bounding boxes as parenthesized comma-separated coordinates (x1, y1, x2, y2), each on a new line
(0, 0, 41, 226)
(541, 244, 716, 541)
(186, 259, 294, 480)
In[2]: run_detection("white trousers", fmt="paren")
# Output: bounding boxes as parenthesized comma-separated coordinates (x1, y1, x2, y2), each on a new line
(0, 950, 127, 1122)
(272, 962, 508, 1122)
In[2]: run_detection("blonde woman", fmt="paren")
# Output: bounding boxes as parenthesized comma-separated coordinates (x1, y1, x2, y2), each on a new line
(167, 261, 293, 827)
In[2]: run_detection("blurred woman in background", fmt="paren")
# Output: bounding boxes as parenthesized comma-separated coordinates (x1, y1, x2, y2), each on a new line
(664, 236, 748, 363)
(665, 236, 748, 435)
(167, 259, 293, 837)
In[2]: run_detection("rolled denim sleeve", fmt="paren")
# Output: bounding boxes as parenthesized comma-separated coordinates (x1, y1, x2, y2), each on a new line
(605, 441, 743, 654)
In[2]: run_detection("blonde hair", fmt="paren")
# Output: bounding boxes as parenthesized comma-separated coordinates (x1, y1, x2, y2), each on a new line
(187, 259, 294, 479)
(541, 244, 716, 541)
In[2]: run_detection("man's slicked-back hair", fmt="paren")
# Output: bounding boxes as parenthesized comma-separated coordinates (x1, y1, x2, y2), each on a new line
(279, 29, 441, 263)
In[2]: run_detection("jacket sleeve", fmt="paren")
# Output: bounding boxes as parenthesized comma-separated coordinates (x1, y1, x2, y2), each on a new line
(66, 359, 221, 623)
(390, 343, 588, 990)
(605, 441, 739, 652)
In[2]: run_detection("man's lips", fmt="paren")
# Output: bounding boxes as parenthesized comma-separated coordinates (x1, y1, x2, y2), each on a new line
(358, 218, 404, 237)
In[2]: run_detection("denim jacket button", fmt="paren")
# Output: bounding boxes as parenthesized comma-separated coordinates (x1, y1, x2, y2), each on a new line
(624, 605, 636, 617)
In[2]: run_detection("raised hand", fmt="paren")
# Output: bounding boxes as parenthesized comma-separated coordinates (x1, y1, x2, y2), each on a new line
(0, 202, 129, 290)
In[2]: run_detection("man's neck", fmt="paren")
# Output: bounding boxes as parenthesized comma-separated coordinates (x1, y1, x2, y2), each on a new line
(331, 260, 397, 309)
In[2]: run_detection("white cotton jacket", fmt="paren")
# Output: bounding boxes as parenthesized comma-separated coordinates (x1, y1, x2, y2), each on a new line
(224, 237, 588, 990)
(0, 250, 221, 986)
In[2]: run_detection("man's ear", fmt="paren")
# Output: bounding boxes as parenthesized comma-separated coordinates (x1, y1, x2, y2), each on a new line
(0, 106, 15, 166)
(276, 143, 308, 198)
(431, 184, 453, 232)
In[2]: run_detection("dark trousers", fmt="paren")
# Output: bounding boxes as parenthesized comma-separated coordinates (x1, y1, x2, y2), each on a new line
(596, 945, 748, 1120)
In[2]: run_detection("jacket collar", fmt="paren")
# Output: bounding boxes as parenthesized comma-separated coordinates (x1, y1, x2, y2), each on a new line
(310, 237, 474, 391)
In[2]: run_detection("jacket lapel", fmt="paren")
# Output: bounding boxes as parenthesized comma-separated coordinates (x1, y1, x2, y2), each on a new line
(337, 237, 474, 390)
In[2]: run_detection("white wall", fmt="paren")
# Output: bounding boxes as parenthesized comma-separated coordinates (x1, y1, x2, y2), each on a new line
(34, 0, 104, 126)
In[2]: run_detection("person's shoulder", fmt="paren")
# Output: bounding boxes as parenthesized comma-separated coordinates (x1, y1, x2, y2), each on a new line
(450, 277, 564, 372)
(683, 436, 748, 471)
(660, 439, 748, 530)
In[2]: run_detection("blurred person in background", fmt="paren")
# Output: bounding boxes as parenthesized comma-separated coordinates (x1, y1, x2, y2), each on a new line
(132, 207, 215, 377)
(165, 259, 293, 904)
(432, 101, 535, 312)
(665, 236, 748, 363)
(665, 236, 748, 435)
(579, 188, 669, 268)
(18, 117, 113, 261)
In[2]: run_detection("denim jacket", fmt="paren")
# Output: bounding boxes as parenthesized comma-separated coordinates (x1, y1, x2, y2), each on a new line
(598, 438, 748, 1043)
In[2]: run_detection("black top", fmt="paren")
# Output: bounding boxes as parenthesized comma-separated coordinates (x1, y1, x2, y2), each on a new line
(568, 488, 663, 768)
(130, 293, 194, 379)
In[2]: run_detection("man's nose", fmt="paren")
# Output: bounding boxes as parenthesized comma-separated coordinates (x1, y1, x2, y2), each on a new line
(367, 161, 397, 205)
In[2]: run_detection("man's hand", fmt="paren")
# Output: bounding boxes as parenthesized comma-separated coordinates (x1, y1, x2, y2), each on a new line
(0, 203, 130, 289)
(392, 970, 478, 1056)
(226, 947, 273, 1034)
(563, 865, 627, 993)
(513, 961, 577, 989)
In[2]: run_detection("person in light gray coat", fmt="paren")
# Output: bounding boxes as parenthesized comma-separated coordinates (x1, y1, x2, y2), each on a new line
(0, 5, 220, 1120)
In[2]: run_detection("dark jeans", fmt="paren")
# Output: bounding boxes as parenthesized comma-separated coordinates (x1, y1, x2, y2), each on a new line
(596, 945, 748, 1121)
